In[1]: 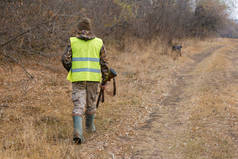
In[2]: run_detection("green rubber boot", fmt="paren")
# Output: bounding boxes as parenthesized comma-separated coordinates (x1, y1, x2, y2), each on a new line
(86, 114, 96, 133)
(73, 116, 84, 144)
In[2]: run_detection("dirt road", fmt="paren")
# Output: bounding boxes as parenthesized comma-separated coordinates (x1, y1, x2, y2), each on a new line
(131, 40, 238, 159)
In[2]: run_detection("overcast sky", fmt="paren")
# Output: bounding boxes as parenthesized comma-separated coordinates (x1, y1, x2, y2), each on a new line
(229, 0, 238, 19)
(232, 10, 238, 19)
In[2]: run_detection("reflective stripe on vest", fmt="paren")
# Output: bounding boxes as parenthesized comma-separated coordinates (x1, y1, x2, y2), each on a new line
(67, 37, 103, 82)
(72, 57, 100, 62)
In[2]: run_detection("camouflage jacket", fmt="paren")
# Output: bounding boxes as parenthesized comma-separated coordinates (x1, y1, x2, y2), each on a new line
(61, 30, 109, 85)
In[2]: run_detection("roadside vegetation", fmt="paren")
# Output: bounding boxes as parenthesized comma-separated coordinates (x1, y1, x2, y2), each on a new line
(0, 0, 236, 61)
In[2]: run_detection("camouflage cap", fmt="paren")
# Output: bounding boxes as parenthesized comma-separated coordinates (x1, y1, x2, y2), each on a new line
(77, 17, 92, 31)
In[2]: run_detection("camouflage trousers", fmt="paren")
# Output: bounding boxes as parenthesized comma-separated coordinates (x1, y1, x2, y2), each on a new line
(72, 81, 99, 116)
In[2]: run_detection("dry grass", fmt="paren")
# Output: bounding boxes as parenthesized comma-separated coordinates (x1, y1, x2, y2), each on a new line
(0, 38, 237, 158)
(0, 39, 173, 158)
(127, 38, 238, 159)
(181, 39, 238, 159)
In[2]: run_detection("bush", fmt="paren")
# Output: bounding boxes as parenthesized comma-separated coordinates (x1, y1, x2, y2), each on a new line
(0, 0, 231, 58)
(190, 0, 228, 38)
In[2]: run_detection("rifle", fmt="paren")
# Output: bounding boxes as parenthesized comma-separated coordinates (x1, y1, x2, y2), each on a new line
(96, 68, 117, 108)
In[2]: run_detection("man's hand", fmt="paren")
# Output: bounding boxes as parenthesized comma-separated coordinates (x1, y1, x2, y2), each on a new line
(101, 83, 107, 90)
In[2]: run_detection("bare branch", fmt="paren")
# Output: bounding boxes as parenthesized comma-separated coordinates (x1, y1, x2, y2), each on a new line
(2, 50, 34, 79)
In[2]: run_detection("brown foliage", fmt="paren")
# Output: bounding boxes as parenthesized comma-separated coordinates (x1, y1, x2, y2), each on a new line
(191, 0, 228, 38)
(0, 0, 82, 56)
(0, 0, 231, 60)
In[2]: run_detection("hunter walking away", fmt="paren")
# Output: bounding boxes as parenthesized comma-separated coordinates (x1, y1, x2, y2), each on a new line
(62, 18, 111, 144)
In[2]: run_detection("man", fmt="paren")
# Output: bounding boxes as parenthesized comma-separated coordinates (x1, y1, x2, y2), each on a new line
(61, 18, 109, 144)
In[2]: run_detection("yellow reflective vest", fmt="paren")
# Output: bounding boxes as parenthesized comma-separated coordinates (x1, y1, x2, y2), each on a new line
(67, 37, 103, 82)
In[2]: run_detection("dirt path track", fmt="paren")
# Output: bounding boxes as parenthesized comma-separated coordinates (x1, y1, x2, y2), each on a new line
(131, 41, 238, 159)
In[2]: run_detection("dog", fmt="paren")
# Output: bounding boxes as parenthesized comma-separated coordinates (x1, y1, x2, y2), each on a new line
(172, 45, 182, 56)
